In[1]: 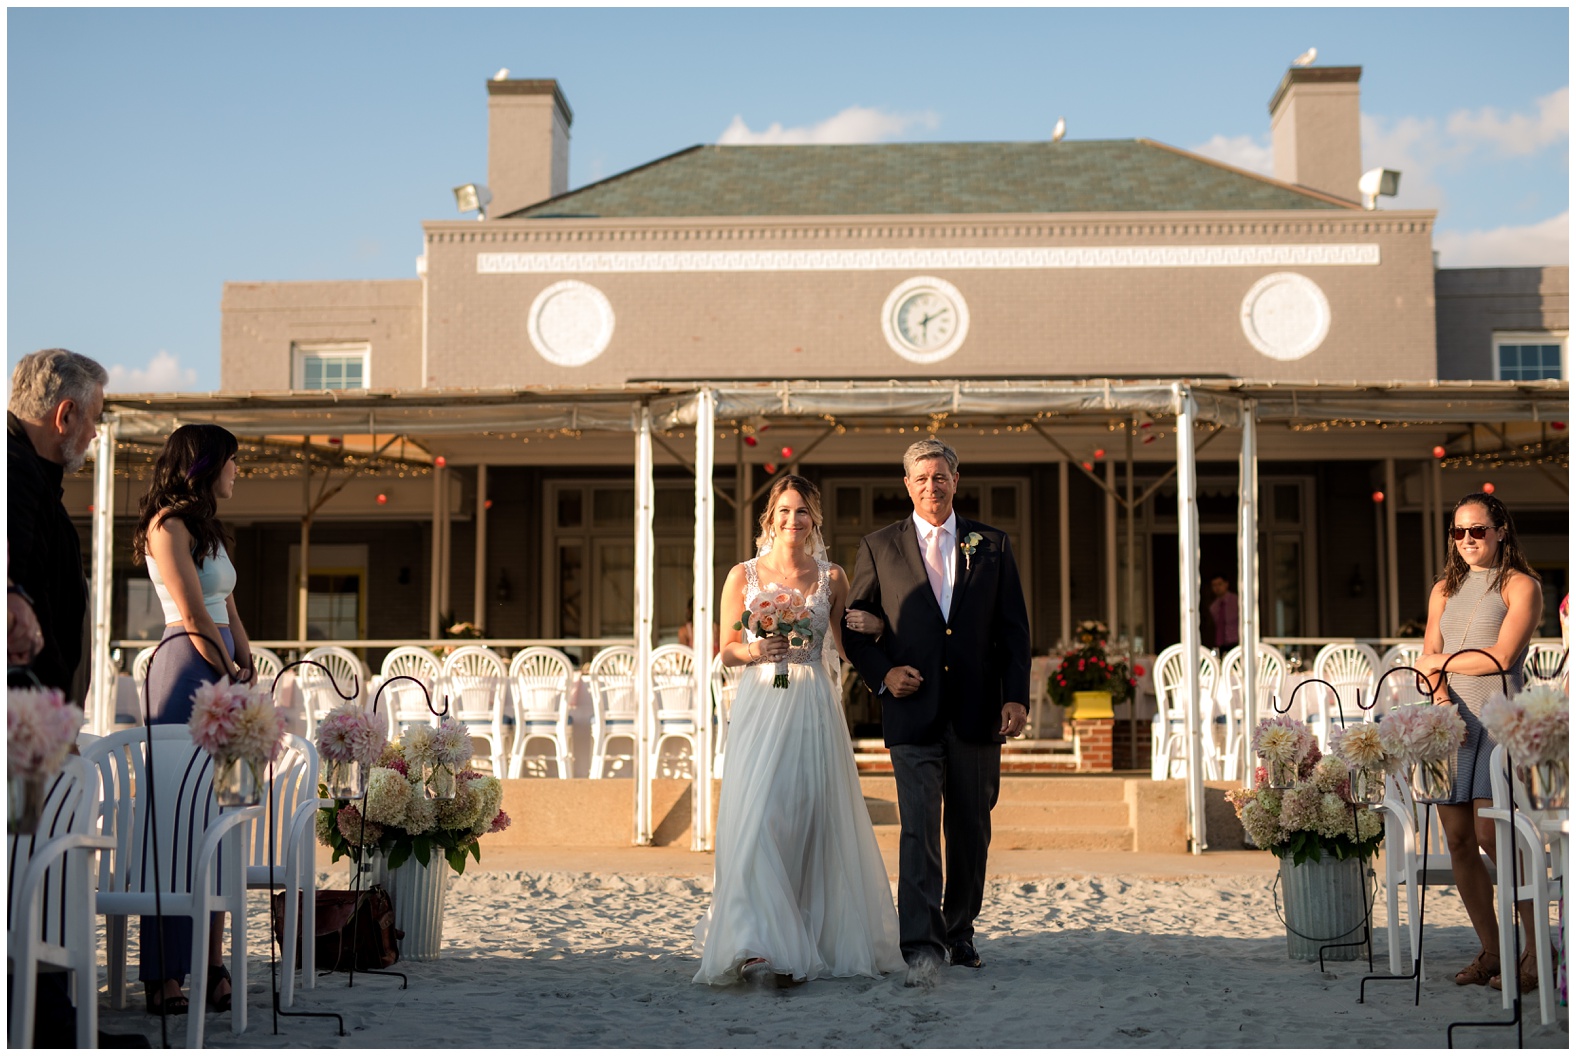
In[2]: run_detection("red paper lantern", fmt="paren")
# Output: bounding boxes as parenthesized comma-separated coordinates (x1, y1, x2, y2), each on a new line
(1093, 448, 1105, 459)
(484, 499, 493, 510)
(744, 435, 758, 447)
(1482, 482, 1495, 494)
(781, 446, 794, 459)
(1432, 445, 1447, 459)
(376, 493, 388, 505)
(1553, 422, 1566, 431)
(1371, 491, 1385, 504)
(86, 504, 94, 514)
(434, 455, 447, 468)
(764, 462, 777, 474)
(1081, 460, 1093, 471)
(327, 436, 342, 446)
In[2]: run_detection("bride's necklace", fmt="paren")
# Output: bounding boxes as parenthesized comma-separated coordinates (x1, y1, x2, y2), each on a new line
(755, 550, 817, 591)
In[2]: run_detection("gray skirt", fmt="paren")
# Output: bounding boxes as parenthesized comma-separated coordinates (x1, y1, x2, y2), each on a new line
(1446, 702, 1498, 804)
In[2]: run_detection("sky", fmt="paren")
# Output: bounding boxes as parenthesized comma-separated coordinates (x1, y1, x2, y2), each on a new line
(6, 6, 1570, 394)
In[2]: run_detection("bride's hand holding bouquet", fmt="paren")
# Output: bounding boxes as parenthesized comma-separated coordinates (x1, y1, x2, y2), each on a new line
(734, 585, 814, 688)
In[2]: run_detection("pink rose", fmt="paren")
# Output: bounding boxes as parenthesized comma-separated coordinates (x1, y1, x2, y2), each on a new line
(757, 613, 778, 634)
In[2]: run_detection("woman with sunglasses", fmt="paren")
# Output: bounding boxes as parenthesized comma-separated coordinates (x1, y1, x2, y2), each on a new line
(1414, 491, 1543, 994)
(130, 423, 252, 1016)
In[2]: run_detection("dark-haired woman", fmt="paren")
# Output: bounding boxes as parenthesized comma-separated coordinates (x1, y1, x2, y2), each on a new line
(130, 423, 250, 1015)
(1414, 492, 1543, 993)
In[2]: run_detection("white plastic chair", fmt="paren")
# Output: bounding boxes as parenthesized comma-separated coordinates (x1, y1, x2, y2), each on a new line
(440, 646, 509, 776)
(296, 646, 370, 740)
(649, 645, 701, 779)
(710, 654, 742, 780)
(248, 645, 284, 694)
(1150, 644, 1220, 781)
(1522, 642, 1568, 691)
(131, 646, 156, 710)
(374, 646, 445, 739)
(7, 757, 115, 1048)
(1306, 643, 1381, 751)
(1482, 744, 1565, 1025)
(508, 647, 576, 778)
(245, 733, 325, 1008)
(1218, 643, 1287, 782)
(84, 726, 262, 1048)
(588, 646, 639, 778)
(1375, 642, 1425, 719)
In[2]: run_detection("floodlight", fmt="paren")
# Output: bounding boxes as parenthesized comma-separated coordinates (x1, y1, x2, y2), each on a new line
(1358, 168, 1401, 210)
(453, 183, 493, 220)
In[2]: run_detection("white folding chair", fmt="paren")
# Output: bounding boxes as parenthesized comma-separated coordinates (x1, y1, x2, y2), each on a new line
(649, 644, 700, 779)
(7, 757, 115, 1048)
(440, 645, 509, 776)
(588, 646, 639, 778)
(374, 646, 445, 739)
(1218, 643, 1287, 782)
(710, 654, 742, 780)
(508, 647, 576, 778)
(297, 646, 370, 740)
(1150, 643, 1220, 781)
(245, 734, 326, 1008)
(1482, 744, 1565, 1025)
(1375, 642, 1425, 719)
(1306, 643, 1381, 751)
(84, 726, 261, 1048)
(1522, 642, 1568, 691)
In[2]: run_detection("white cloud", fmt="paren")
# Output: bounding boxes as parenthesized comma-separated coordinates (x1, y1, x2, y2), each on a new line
(1433, 211, 1569, 268)
(1188, 133, 1273, 176)
(718, 105, 939, 145)
(105, 349, 198, 393)
(1446, 87, 1568, 158)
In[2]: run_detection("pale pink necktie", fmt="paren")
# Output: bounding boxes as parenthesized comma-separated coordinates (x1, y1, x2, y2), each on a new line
(924, 528, 946, 606)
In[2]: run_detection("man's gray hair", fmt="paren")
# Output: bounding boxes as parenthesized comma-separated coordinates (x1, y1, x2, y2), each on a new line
(8, 349, 108, 421)
(902, 437, 959, 477)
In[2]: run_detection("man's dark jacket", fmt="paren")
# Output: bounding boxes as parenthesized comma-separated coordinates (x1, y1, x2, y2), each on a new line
(7, 413, 88, 695)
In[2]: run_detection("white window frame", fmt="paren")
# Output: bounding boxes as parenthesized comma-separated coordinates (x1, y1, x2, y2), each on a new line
(292, 341, 371, 391)
(1492, 331, 1566, 382)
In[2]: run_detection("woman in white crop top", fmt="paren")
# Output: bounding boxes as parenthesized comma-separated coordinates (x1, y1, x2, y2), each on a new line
(130, 423, 252, 1016)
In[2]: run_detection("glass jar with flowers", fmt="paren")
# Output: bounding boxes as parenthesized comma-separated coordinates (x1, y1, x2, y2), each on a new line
(1046, 620, 1136, 721)
(7, 686, 86, 833)
(1480, 684, 1569, 814)
(188, 677, 287, 806)
(316, 703, 387, 800)
(1377, 702, 1467, 805)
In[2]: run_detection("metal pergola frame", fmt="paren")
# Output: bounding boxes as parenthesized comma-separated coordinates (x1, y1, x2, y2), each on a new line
(90, 377, 1567, 853)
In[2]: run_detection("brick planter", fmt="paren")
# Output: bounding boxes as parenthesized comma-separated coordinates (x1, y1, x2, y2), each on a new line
(1072, 718, 1115, 772)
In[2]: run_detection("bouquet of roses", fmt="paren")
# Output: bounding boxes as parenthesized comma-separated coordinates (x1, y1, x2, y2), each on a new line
(7, 686, 85, 779)
(733, 583, 814, 688)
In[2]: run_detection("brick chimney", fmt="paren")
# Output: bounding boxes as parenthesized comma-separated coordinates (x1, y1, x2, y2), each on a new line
(1268, 66, 1362, 203)
(486, 78, 573, 218)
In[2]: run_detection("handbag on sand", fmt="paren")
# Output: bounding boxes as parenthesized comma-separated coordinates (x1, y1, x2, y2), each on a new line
(271, 886, 402, 972)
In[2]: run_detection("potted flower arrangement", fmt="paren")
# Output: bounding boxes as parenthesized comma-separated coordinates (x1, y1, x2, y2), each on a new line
(7, 686, 86, 833)
(1377, 702, 1467, 805)
(1480, 684, 1569, 812)
(188, 677, 287, 806)
(1046, 620, 1136, 720)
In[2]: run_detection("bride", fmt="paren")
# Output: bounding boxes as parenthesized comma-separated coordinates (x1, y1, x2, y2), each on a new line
(693, 474, 904, 987)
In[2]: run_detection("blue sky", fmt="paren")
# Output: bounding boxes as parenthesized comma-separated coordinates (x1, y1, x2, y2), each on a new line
(6, 6, 1569, 393)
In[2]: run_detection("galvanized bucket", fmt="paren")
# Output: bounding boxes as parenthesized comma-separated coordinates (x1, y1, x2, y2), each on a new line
(1279, 854, 1369, 962)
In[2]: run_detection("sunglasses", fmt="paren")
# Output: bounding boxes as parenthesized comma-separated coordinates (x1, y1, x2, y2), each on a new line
(1449, 525, 1495, 541)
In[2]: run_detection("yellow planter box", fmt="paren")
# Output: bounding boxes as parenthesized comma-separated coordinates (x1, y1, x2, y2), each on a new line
(1069, 690, 1115, 720)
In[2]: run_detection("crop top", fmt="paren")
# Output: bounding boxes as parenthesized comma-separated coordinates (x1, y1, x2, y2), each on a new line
(148, 543, 236, 625)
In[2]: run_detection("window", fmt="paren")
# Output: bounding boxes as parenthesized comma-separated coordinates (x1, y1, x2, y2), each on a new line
(293, 343, 370, 390)
(1494, 333, 1565, 381)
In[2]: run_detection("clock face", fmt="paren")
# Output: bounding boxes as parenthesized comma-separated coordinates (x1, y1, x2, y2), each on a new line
(881, 277, 969, 364)
(527, 280, 615, 367)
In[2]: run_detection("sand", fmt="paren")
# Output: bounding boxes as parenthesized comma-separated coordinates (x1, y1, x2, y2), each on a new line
(93, 847, 1568, 1049)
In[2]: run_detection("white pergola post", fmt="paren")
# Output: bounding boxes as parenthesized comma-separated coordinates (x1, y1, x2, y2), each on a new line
(88, 415, 117, 733)
(1384, 457, 1399, 637)
(1058, 459, 1071, 646)
(1237, 400, 1260, 764)
(691, 390, 716, 851)
(1174, 383, 1207, 854)
(299, 438, 312, 643)
(1104, 461, 1118, 635)
(428, 461, 445, 639)
(634, 405, 656, 845)
(474, 464, 489, 629)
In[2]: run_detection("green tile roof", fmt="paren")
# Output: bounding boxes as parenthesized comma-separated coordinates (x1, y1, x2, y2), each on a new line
(510, 140, 1354, 219)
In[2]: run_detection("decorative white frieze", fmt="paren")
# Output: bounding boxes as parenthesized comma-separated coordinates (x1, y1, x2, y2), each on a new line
(476, 243, 1380, 274)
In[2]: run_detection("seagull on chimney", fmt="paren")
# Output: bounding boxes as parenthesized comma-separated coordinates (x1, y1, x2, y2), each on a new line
(493, 67, 511, 81)
(1291, 47, 1316, 67)
(1051, 116, 1066, 143)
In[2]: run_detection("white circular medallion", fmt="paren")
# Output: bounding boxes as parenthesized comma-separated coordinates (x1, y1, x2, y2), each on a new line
(881, 276, 970, 364)
(527, 280, 615, 367)
(1239, 272, 1330, 362)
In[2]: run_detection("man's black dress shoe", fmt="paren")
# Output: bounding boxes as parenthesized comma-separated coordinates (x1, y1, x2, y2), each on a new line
(949, 940, 983, 968)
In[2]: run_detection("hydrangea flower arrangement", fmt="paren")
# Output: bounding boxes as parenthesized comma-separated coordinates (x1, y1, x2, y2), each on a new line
(188, 677, 286, 768)
(1226, 750, 1385, 865)
(7, 687, 85, 779)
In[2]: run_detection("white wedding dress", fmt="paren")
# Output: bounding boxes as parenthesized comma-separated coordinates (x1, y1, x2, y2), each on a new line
(693, 558, 904, 985)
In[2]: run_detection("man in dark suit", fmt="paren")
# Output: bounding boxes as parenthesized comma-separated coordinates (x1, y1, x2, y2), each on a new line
(843, 438, 1031, 987)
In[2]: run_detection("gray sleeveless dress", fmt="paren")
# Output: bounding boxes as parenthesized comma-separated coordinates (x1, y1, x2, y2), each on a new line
(1439, 566, 1525, 802)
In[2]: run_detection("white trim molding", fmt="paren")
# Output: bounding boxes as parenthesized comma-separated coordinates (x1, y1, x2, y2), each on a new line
(477, 243, 1381, 275)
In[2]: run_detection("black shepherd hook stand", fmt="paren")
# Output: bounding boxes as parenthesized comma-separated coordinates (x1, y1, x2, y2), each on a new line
(337, 673, 452, 991)
(255, 654, 365, 1038)
(1438, 649, 1525, 1049)
(1276, 678, 1377, 973)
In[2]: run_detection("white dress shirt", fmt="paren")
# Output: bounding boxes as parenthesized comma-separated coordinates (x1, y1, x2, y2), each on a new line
(913, 510, 958, 621)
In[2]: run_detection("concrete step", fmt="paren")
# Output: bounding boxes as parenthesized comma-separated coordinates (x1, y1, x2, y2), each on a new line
(857, 774, 1132, 803)
(990, 801, 1132, 827)
(868, 823, 1135, 853)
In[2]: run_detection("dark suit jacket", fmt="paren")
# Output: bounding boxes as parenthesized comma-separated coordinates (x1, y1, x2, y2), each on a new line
(843, 515, 1031, 747)
(7, 413, 88, 695)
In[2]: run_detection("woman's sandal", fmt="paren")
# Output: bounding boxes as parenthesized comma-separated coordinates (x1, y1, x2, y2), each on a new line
(205, 963, 233, 1013)
(145, 985, 189, 1017)
(1490, 951, 1539, 993)
(1453, 950, 1500, 986)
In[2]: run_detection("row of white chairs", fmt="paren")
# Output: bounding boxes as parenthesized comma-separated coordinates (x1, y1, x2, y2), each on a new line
(1151, 640, 1568, 782)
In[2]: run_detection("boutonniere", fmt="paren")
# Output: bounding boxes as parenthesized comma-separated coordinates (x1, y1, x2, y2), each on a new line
(960, 532, 984, 571)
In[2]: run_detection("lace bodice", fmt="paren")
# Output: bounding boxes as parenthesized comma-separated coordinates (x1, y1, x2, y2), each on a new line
(742, 558, 831, 666)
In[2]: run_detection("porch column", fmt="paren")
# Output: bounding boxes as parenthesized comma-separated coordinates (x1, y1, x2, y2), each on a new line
(1420, 458, 1436, 595)
(428, 461, 445, 639)
(1174, 383, 1207, 854)
(474, 464, 489, 630)
(1384, 458, 1399, 636)
(300, 438, 312, 642)
(1058, 459, 1071, 645)
(691, 390, 716, 851)
(1237, 400, 1260, 762)
(1104, 461, 1118, 634)
(88, 415, 117, 733)
(634, 405, 656, 844)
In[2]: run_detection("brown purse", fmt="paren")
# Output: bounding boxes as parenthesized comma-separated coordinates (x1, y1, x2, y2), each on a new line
(271, 886, 402, 971)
